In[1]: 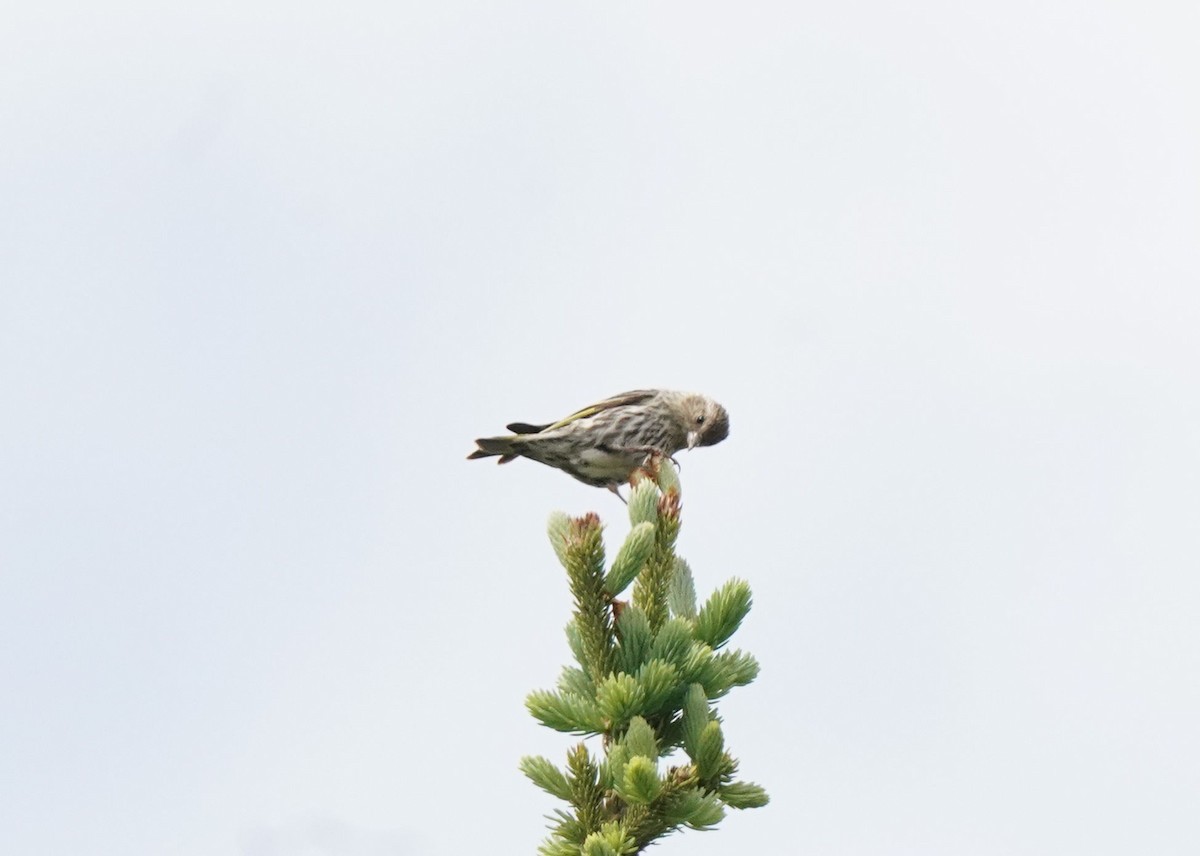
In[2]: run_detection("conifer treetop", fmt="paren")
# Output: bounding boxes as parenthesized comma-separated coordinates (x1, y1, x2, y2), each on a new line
(522, 459, 768, 855)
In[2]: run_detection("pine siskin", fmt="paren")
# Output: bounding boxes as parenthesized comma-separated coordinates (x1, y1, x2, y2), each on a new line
(467, 389, 730, 494)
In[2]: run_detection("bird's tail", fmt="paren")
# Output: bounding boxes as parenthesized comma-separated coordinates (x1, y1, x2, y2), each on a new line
(467, 435, 524, 464)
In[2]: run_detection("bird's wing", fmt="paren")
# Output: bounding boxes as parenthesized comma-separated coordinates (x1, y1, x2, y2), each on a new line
(545, 389, 659, 431)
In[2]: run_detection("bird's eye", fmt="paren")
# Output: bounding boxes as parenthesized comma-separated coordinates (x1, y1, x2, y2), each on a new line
(695, 415, 705, 424)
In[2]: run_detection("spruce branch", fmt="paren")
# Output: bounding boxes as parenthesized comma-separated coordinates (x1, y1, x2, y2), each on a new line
(667, 558, 698, 620)
(694, 579, 752, 649)
(632, 489, 681, 634)
(604, 522, 655, 596)
(565, 513, 614, 682)
(521, 460, 768, 854)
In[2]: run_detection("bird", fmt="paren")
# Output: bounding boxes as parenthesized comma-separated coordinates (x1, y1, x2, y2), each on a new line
(467, 389, 730, 496)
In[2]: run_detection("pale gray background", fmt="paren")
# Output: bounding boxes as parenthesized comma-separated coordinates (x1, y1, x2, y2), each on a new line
(2, 2, 1197, 855)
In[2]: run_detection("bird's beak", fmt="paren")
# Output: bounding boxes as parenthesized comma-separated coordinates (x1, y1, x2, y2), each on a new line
(687, 431, 700, 450)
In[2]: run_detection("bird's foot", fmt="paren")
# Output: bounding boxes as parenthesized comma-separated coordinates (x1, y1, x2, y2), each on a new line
(622, 446, 681, 470)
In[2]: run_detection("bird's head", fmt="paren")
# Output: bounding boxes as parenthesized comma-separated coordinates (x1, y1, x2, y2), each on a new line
(682, 394, 731, 450)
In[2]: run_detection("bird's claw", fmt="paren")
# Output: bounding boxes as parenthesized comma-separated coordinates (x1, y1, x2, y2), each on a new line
(618, 447, 683, 494)
(638, 448, 681, 471)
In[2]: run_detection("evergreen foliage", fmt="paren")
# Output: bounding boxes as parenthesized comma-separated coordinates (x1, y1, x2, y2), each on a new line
(522, 460, 767, 854)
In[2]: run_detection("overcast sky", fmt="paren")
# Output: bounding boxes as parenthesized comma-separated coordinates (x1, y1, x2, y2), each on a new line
(2, 3, 1198, 855)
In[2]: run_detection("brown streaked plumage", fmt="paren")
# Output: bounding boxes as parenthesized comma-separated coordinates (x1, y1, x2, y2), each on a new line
(468, 389, 730, 493)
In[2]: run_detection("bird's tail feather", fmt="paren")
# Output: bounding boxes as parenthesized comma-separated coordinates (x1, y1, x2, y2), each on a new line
(506, 421, 551, 434)
(467, 435, 523, 464)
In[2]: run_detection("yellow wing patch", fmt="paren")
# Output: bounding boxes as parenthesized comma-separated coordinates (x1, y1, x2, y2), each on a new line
(546, 389, 658, 431)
